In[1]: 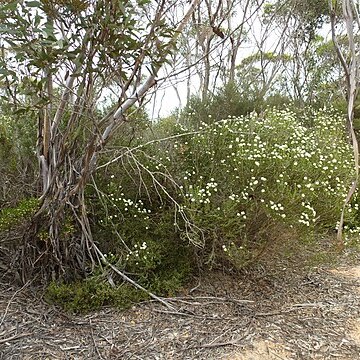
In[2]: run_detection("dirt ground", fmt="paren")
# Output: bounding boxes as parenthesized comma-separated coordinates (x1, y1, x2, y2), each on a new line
(2, 252, 360, 359)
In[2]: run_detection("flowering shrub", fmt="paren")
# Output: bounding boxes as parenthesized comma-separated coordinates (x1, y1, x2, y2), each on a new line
(92, 107, 358, 274)
(207, 110, 353, 261)
(89, 171, 192, 294)
(53, 106, 358, 312)
(156, 107, 356, 266)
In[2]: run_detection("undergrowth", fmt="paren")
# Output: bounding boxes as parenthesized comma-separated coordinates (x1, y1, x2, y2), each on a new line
(2, 106, 360, 313)
(46, 260, 191, 313)
(0, 197, 39, 231)
(46, 279, 148, 313)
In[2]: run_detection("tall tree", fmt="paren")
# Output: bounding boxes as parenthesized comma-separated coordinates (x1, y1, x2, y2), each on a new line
(0, 0, 201, 282)
(261, 0, 336, 104)
(330, 0, 360, 246)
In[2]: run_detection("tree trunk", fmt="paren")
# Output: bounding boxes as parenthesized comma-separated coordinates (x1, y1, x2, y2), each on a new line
(18, 159, 95, 282)
(12, 0, 203, 284)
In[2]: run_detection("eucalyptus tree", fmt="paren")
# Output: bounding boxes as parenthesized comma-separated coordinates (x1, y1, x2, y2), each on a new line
(164, 0, 264, 103)
(329, 0, 360, 245)
(260, 0, 336, 104)
(0, 0, 201, 282)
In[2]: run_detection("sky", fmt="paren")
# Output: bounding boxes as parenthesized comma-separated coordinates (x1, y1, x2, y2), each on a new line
(145, 1, 337, 120)
(146, 2, 281, 119)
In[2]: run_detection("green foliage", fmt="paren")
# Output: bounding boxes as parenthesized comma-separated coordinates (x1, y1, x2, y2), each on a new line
(0, 198, 39, 231)
(0, 118, 14, 167)
(0, 0, 175, 103)
(88, 178, 193, 283)
(155, 107, 355, 267)
(83, 159, 193, 307)
(46, 264, 189, 313)
(0, 110, 36, 160)
(46, 278, 148, 313)
(90, 106, 357, 275)
(105, 106, 151, 148)
(180, 82, 274, 128)
(264, 0, 333, 32)
(46, 240, 190, 313)
(0, 109, 38, 206)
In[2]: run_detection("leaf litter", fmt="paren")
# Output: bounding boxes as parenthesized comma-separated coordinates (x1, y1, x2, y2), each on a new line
(1, 253, 360, 359)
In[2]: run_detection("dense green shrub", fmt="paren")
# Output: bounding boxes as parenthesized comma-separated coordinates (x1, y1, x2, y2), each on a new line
(0, 111, 37, 207)
(180, 82, 291, 129)
(91, 107, 356, 271)
(149, 107, 355, 266)
(180, 83, 254, 128)
(47, 106, 359, 311)
(46, 278, 148, 313)
(88, 173, 193, 286)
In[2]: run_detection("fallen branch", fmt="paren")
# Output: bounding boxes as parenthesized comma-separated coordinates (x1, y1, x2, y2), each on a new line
(255, 302, 326, 317)
(190, 338, 244, 349)
(175, 295, 254, 304)
(0, 333, 32, 344)
(153, 309, 238, 321)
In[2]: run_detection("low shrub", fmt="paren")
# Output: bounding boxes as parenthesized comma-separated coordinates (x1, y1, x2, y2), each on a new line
(92, 107, 356, 271)
(152, 107, 355, 267)
(45, 278, 148, 313)
(0, 197, 39, 232)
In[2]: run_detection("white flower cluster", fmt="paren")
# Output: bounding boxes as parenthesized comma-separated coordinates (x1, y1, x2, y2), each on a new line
(100, 193, 151, 224)
(298, 202, 317, 227)
(126, 242, 149, 263)
(185, 179, 219, 204)
(177, 108, 355, 232)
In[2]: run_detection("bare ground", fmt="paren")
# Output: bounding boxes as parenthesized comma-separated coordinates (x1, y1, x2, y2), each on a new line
(1, 252, 360, 359)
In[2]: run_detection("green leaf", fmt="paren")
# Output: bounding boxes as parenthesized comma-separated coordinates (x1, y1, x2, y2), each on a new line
(0, 25, 20, 35)
(0, 1, 19, 11)
(25, 1, 41, 8)
(34, 13, 42, 27)
(0, 68, 16, 77)
(13, 107, 29, 115)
